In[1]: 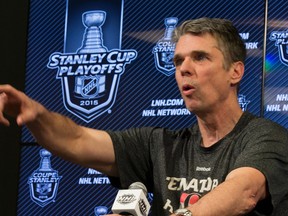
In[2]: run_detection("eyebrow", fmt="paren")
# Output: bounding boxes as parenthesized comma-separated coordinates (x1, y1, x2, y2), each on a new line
(173, 50, 210, 62)
(191, 50, 210, 56)
(172, 54, 181, 63)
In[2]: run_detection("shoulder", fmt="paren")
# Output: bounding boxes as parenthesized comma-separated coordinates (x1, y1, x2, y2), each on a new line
(113, 125, 199, 138)
(245, 112, 288, 137)
(234, 113, 288, 155)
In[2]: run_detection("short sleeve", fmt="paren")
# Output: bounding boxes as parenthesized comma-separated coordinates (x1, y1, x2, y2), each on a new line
(107, 127, 155, 191)
(233, 119, 288, 209)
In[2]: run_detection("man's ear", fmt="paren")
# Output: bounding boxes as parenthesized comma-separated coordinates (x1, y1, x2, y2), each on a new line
(230, 61, 244, 85)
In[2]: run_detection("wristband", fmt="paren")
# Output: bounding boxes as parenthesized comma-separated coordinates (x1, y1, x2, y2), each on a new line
(174, 208, 193, 216)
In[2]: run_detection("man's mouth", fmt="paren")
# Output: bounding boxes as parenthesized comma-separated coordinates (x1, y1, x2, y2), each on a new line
(182, 84, 195, 95)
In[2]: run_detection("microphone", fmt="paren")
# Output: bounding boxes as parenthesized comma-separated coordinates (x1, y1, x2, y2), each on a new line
(111, 182, 151, 216)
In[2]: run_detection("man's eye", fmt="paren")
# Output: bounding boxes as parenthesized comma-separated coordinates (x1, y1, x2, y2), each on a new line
(173, 58, 183, 66)
(194, 53, 207, 61)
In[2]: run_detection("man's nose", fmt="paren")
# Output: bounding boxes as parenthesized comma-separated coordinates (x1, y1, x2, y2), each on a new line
(180, 58, 194, 76)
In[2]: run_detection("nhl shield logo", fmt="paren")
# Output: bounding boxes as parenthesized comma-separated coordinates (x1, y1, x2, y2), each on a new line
(74, 75, 105, 99)
(28, 149, 62, 207)
(47, 10, 137, 122)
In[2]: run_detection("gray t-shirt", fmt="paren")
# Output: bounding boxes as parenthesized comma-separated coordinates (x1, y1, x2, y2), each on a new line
(108, 112, 288, 215)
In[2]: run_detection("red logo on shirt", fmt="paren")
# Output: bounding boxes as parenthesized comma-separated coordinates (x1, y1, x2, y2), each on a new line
(180, 192, 201, 207)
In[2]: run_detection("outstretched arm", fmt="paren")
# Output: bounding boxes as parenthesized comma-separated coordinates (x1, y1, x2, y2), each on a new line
(171, 167, 267, 216)
(0, 84, 118, 176)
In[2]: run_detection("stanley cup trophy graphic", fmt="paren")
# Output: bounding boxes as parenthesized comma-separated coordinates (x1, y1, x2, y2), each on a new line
(163, 17, 178, 41)
(77, 10, 108, 53)
(161, 17, 178, 62)
(75, 10, 106, 99)
(28, 149, 62, 207)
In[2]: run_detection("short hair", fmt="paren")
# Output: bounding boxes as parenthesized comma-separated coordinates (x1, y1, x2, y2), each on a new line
(172, 17, 246, 70)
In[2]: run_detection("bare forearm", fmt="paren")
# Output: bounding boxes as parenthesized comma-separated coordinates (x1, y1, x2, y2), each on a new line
(188, 179, 258, 215)
(27, 107, 83, 157)
(26, 104, 117, 176)
(172, 168, 266, 216)
(0, 85, 117, 175)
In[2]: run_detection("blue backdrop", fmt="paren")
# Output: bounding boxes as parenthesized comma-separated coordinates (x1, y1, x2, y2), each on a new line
(17, 0, 285, 215)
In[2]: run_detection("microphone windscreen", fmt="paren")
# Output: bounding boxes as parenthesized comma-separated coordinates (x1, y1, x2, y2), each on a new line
(128, 182, 148, 196)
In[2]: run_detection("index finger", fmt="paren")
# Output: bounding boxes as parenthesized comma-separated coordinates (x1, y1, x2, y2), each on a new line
(0, 92, 10, 126)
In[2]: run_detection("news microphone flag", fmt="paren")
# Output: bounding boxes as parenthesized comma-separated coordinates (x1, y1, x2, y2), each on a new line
(112, 182, 151, 216)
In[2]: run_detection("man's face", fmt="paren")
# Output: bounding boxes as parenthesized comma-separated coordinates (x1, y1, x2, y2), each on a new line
(174, 33, 234, 114)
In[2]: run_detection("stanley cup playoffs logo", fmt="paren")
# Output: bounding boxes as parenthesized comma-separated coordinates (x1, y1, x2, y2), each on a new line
(269, 30, 288, 66)
(48, 10, 137, 122)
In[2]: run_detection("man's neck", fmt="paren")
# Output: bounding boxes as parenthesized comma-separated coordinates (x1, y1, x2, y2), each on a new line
(196, 107, 243, 147)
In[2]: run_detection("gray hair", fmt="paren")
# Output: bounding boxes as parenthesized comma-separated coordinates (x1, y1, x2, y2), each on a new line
(173, 17, 246, 70)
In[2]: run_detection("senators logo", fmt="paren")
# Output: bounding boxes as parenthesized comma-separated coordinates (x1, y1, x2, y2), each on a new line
(180, 192, 201, 208)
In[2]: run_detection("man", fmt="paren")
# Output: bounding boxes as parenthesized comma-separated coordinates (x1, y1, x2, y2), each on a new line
(0, 18, 288, 215)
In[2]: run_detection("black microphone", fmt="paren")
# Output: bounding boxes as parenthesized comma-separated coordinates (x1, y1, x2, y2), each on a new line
(111, 182, 151, 216)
